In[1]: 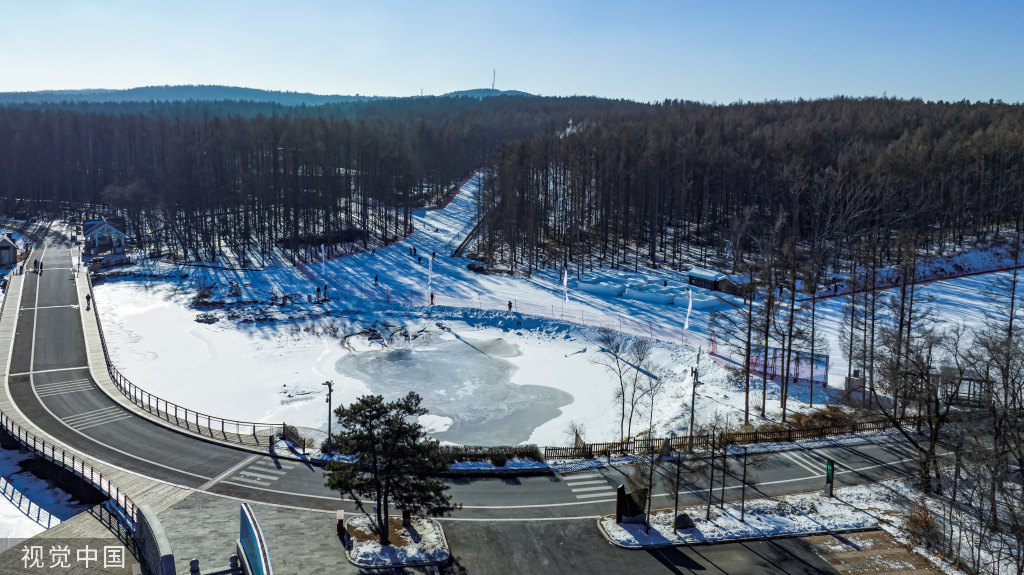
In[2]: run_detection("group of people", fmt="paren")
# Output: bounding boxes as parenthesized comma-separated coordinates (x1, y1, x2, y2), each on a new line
(32, 259, 43, 274)
(315, 284, 330, 302)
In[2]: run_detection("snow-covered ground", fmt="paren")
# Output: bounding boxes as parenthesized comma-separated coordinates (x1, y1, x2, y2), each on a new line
(600, 477, 917, 545)
(90, 176, 1019, 447)
(600, 476, 992, 575)
(345, 514, 448, 567)
(815, 269, 1018, 381)
(0, 441, 93, 547)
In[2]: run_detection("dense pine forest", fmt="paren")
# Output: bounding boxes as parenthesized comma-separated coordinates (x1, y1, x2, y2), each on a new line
(1, 95, 1022, 272)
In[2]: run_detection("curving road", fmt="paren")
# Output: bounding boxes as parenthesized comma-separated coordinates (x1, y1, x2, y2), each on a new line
(2, 227, 948, 573)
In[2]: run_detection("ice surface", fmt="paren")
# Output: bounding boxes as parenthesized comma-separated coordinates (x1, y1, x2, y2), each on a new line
(335, 336, 572, 445)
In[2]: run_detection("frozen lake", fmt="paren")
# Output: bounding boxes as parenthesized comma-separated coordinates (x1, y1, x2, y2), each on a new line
(334, 335, 573, 445)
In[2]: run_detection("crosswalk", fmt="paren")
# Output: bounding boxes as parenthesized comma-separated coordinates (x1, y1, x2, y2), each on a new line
(557, 471, 618, 500)
(780, 449, 825, 475)
(34, 378, 94, 398)
(62, 406, 133, 431)
(229, 459, 296, 487)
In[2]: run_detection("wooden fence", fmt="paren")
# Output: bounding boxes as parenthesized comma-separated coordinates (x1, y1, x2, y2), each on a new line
(543, 416, 921, 459)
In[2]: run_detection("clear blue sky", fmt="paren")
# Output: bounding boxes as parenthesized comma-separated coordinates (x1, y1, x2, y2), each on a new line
(1, 0, 1021, 102)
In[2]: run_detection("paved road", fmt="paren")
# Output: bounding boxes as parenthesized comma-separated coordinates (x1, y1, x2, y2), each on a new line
(2, 227, 949, 573)
(5, 229, 937, 516)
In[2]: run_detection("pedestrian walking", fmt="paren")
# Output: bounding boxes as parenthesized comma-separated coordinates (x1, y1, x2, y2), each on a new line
(418, 256, 422, 264)
(85, 293, 91, 310)
(33, 259, 37, 273)
(39, 261, 43, 274)
(432, 251, 435, 260)
(316, 286, 321, 301)
(323, 284, 329, 300)
(508, 301, 512, 312)
(374, 275, 379, 286)
(430, 292, 435, 305)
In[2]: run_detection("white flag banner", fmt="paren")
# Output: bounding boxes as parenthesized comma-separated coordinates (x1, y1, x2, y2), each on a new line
(320, 244, 326, 278)
(684, 290, 693, 330)
(562, 270, 569, 303)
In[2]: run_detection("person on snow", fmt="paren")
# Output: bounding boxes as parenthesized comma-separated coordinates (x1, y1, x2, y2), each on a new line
(323, 284, 329, 300)
(432, 251, 435, 260)
(316, 286, 321, 301)
(430, 292, 435, 305)
(508, 301, 512, 312)
(374, 275, 379, 286)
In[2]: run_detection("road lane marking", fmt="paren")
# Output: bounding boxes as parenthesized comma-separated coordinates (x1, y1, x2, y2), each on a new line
(8, 366, 90, 376)
(199, 455, 261, 491)
(239, 471, 284, 481)
(229, 476, 269, 486)
(253, 462, 296, 471)
(574, 492, 616, 499)
(72, 414, 134, 431)
(246, 467, 287, 475)
(782, 451, 820, 475)
(34, 378, 91, 390)
(36, 386, 95, 398)
(789, 450, 824, 472)
(570, 485, 615, 493)
(62, 406, 121, 422)
(565, 479, 607, 486)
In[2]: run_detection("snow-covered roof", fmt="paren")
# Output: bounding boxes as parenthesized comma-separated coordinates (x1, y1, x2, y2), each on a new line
(0, 235, 16, 248)
(687, 267, 725, 282)
(83, 217, 126, 238)
(726, 274, 751, 285)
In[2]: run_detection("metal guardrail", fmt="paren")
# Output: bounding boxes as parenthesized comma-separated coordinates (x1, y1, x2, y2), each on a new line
(0, 411, 138, 529)
(86, 274, 285, 447)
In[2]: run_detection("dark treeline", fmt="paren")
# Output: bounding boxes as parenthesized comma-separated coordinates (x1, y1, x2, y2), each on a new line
(3, 95, 1023, 271)
(0, 96, 645, 263)
(479, 97, 1024, 279)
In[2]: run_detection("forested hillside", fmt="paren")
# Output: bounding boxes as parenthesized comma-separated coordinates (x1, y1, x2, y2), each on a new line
(1, 95, 1021, 272)
(0, 85, 375, 106)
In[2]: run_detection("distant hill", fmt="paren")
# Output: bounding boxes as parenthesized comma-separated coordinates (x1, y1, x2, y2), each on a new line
(0, 85, 378, 106)
(442, 88, 534, 98)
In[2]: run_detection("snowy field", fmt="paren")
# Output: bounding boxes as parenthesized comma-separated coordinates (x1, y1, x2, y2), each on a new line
(90, 177, 1019, 446)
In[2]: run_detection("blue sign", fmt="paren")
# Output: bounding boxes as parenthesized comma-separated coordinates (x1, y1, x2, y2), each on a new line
(240, 503, 274, 575)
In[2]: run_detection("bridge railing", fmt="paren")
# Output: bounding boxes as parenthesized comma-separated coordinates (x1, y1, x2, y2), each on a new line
(86, 274, 285, 449)
(0, 410, 138, 529)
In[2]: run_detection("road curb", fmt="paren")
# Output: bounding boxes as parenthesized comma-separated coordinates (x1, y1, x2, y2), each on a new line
(595, 513, 882, 549)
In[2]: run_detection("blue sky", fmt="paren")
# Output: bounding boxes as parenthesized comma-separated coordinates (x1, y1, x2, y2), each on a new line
(1, 0, 1021, 102)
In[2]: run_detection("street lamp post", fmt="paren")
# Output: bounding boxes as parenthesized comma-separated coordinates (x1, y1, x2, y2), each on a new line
(323, 381, 334, 455)
(688, 348, 702, 452)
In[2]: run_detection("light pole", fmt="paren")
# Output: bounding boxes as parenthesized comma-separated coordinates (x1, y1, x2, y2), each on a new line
(740, 446, 748, 522)
(688, 347, 702, 452)
(323, 381, 334, 454)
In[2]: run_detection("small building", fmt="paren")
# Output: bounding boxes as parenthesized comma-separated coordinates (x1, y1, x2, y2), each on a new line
(0, 233, 18, 266)
(686, 267, 752, 295)
(82, 218, 127, 254)
(686, 267, 727, 291)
